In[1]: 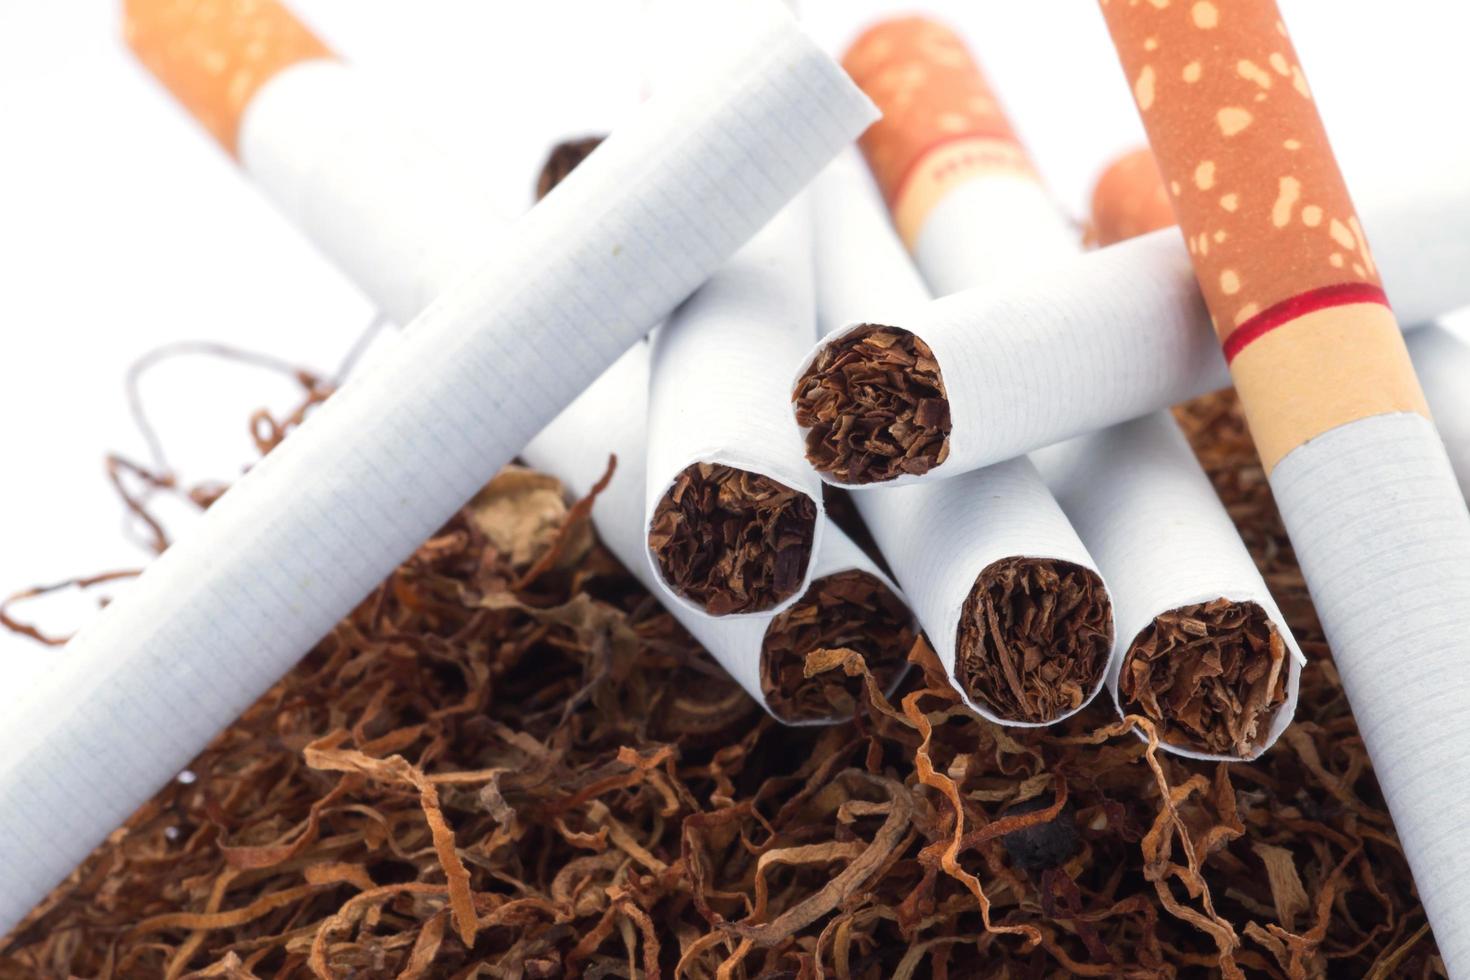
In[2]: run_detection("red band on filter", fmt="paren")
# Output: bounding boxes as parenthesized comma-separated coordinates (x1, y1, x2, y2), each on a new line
(1222, 282, 1388, 363)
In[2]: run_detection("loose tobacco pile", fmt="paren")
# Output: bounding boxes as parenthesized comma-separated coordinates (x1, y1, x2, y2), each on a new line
(0, 375, 1444, 978)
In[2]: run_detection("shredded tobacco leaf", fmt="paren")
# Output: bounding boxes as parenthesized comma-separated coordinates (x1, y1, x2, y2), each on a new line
(534, 135, 606, 202)
(0, 207, 1446, 980)
(954, 557, 1114, 724)
(758, 570, 914, 724)
(647, 462, 818, 616)
(791, 325, 951, 485)
(1122, 598, 1291, 758)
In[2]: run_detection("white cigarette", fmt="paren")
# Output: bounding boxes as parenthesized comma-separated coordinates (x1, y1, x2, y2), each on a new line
(644, 202, 828, 618)
(794, 163, 1470, 487)
(1407, 324, 1470, 501)
(524, 343, 913, 726)
(0, 0, 877, 937)
(1033, 417, 1302, 761)
(811, 153, 1114, 727)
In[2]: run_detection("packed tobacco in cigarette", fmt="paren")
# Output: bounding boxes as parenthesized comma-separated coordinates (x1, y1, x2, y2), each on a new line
(0, 310, 1443, 979)
(1122, 598, 1290, 758)
(792, 325, 950, 484)
(647, 462, 817, 616)
(759, 569, 913, 724)
(954, 557, 1113, 724)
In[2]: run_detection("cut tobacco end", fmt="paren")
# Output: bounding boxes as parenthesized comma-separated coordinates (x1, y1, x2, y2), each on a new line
(792, 325, 951, 485)
(1119, 598, 1290, 758)
(534, 135, 607, 202)
(647, 462, 818, 616)
(955, 557, 1112, 723)
(759, 569, 915, 723)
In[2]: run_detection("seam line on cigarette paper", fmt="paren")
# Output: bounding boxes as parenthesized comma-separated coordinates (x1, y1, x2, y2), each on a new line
(1221, 282, 1389, 363)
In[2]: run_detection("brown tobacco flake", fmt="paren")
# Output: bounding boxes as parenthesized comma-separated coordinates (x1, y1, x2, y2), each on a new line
(792, 325, 951, 485)
(648, 462, 818, 615)
(759, 570, 914, 723)
(1121, 599, 1290, 758)
(955, 558, 1113, 723)
(534, 135, 606, 201)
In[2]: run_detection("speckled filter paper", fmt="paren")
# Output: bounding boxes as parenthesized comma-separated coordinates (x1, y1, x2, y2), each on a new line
(524, 343, 907, 725)
(1102, 0, 1470, 968)
(644, 201, 827, 618)
(843, 16, 1301, 761)
(0, 0, 877, 936)
(1032, 415, 1303, 762)
(812, 162, 1470, 484)
(810, 153, 1109, 726)
(239, 59, 512, 326)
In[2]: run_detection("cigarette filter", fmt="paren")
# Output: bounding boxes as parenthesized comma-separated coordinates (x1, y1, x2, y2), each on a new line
(809, 153, 1114, 727)
(793, 158, 1470, 486)
(1102, 0, 1470, 967)
(843, 17, 1076, 300)
(644, 203, 827, 618)
(524, 344, 913, 726)
(844, 16, 1302, 760)
(0, 0, 877, 937)
(1094, 146, 1470, 505)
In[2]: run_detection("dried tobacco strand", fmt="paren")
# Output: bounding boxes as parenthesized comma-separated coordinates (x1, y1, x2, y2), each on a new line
(759, 570, 914, 723)
(1121, 598, 1289, 759)
(792, 325, 950, 485)
(955, 557, 1112, 723)
(534, 134, 606, 201)
(647, 462, 818, 615)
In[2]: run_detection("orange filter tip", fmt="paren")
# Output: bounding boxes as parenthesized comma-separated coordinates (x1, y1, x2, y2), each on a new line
(123, 0, 333, 156)
(1090, 147, 1177, 246)
(842, 16, 1033, 246)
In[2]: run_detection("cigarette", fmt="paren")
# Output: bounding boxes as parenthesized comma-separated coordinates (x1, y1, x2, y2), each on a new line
(841, 16, 1302, 760)
(1101, 0, 1470, 967)
(793, 155, 1470, 486)
(1095, 145, 1470, 505)
(0, 0, 877, 938)
(811, 152, 1114, 727)
(644, 202, 826, 617)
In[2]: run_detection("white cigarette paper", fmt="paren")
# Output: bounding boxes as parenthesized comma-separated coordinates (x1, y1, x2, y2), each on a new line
(811, 153, 1112, 727)
(1270, 414, 1470, 970)
(525, 344, 910, 724)
(644, 202, 828, 617)
(0, 2, 877, 936)
(1407, 324, 1470, 500)
(1032, 417, 1303, 761)
(797, 161, 1470, 486)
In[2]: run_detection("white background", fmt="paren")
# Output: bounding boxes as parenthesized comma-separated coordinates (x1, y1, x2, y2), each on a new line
(0, 1, 1466, 677)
